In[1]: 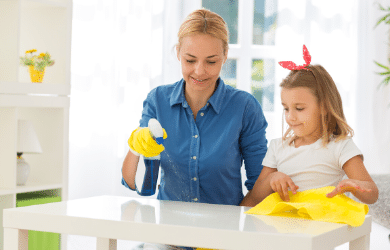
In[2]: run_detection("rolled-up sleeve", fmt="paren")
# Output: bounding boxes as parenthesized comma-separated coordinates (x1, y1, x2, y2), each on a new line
(139, 88, 158, 128)
(240, 96, 268, 191)
(121, 176, 136, 191)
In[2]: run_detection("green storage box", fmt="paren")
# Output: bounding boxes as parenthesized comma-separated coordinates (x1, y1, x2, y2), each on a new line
(16, 190, 61, 250)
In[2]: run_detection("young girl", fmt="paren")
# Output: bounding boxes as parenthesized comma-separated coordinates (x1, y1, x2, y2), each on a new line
(240, 45, 379, 207)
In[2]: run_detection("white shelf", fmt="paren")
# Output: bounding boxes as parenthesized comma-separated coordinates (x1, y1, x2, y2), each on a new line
(0, 0, 72, 247)
(0, 182, 63, 196)
(0, 94, 70, 107)
(0, 82, 70, 96)
(16, 182, 63, 194)
(22, 0, 68, 8)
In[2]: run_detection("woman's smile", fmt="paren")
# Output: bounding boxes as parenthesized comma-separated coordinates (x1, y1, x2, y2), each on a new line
(191, 77, 208, 84)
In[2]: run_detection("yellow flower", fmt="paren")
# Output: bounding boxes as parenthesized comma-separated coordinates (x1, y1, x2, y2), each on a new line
(38, 53, 46, 58)
(25, 49, 37, 54)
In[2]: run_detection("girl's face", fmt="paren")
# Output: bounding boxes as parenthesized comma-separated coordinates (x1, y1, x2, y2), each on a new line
(281, 87, 323, 142)
(177, 33, 227, 93)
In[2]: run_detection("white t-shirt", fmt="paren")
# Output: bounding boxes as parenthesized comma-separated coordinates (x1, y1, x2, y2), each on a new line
(262, 137, 362, 191)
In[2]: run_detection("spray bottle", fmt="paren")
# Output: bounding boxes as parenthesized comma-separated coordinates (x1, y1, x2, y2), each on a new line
(135, 118, 164, 196)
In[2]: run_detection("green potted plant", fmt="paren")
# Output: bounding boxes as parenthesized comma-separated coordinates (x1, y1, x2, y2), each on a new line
(374, 3, 390, 87)
(20, 49, 54, 83)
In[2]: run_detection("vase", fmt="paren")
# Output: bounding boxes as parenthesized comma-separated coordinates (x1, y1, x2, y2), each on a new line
(28, 65, 45, 83)
(17, 157, 30, 186)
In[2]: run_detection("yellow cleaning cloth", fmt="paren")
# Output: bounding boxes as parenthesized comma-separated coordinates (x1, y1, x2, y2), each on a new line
(245, 186, 369, 227)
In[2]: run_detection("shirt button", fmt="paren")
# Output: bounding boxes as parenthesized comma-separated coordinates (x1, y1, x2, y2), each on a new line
(193, 177, 197, 181)
(192, 156, 197, 160)
(200, 112, 204, 116)
(207, 103, 209, 106)
(194, 135, 198, 138)
(193, 198, 198, 201)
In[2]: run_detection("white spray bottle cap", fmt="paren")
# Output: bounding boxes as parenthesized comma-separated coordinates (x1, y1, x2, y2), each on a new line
(148, 118, 164, 145)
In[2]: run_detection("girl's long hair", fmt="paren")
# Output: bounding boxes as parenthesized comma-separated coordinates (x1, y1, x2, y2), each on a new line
(280, 64, 354, 146)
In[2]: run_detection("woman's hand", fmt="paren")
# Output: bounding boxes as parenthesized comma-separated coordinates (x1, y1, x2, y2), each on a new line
(269, 172, 299, 202)
(326, 179, 372, 198)
(128, 127, 168, 158)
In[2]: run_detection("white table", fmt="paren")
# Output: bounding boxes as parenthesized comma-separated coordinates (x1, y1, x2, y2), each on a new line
(3, 195, 371, 250)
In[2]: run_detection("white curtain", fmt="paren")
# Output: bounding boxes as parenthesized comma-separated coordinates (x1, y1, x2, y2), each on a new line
(276, 0, 390, 174)
(70, 0, 165, 200)
(355, 0, 390, 175)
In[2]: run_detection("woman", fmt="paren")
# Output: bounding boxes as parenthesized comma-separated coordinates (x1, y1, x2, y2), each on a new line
(122, 9, 268, 207)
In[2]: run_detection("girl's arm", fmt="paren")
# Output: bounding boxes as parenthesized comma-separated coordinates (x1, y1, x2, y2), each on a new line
(326, 155, 379, 204)
(240, 166, 277, 207)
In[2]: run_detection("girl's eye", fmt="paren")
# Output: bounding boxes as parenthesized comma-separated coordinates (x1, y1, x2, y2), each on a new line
(207, 61, 216, 64)
(296, 108, 304, 111)
(186, 60, 195, 63)
(283, 108, 289, 112)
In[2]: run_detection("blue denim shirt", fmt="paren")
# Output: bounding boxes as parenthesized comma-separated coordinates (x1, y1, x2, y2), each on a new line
(122, 78, 268, 205)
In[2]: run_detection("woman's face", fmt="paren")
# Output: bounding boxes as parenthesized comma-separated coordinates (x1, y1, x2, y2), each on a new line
(177, 33, 227, 93)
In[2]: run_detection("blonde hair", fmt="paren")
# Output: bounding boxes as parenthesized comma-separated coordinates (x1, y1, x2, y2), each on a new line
(176, 9, 229, 55)
(280, 64, 354, 146)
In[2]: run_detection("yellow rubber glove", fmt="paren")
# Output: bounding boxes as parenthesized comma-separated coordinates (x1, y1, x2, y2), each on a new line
(128, 127, 168, 158)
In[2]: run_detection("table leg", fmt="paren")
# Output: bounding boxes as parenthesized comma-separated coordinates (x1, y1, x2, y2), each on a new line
(4, 228, 28, 250)
(349, 233, 370, 250)
(96, 238, 117, 250)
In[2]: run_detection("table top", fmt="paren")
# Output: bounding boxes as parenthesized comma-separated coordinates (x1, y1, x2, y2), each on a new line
(3, 195, 371, 250)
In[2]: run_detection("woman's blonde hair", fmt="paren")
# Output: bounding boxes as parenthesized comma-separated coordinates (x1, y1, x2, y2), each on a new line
(280, 64, 354, 146)
(176, 9, 229, 55)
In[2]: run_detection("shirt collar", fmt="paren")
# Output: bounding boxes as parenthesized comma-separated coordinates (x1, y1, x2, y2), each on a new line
(207, 78, 225, 114)
(169, 78, 226, 114)
(170, 78, 187, 107)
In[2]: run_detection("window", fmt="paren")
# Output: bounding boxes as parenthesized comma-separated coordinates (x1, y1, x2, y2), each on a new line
(202, 0, 278, 112)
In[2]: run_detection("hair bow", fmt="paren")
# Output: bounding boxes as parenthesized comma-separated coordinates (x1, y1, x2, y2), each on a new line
(279, 45, 311, 71)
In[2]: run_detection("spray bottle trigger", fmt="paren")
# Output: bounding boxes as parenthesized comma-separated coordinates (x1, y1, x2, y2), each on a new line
(155, 137, 164, 145)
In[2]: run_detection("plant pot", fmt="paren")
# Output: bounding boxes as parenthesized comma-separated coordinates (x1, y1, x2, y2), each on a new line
(28, 66, 45, 83)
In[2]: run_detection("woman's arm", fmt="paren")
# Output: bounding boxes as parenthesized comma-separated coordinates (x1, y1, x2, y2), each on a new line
(326, 155, 379, 204)
(240, 166, 277, 207)
(122, 149, 140, 190)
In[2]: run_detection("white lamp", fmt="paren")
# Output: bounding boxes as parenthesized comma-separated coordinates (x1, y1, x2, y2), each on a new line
(17, 120, 42, 186)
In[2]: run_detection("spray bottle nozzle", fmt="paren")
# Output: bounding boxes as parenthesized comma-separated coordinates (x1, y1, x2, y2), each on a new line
(148, 118, 164, 146)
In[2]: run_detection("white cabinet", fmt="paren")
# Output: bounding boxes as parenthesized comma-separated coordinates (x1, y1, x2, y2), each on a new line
(0, 0, 72, 248)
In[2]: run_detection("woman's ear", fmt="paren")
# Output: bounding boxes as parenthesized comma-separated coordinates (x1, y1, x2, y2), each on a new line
(223, 51, 228, 64)
(176, 45, 180, 61)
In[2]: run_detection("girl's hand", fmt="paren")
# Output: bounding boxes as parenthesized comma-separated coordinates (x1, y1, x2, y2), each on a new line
(326, 179, 372, 198)
(270, 172, 299, 202)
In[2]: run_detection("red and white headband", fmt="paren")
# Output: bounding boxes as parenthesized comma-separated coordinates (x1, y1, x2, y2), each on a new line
(279, 45, 311, 71)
